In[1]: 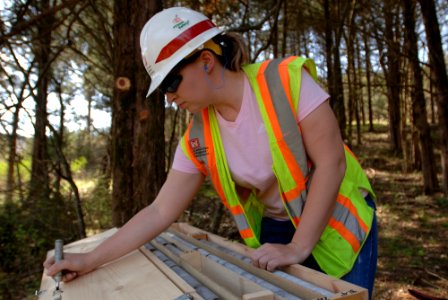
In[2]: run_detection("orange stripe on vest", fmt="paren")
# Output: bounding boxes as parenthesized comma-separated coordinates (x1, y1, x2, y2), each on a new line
(282, 188, 301, 202)
(292, 216, 300, 227)
(256, 62, 306, 191)
(239, 228, 254, 239)
(337, 194, 369, 233)
(230, 205, 244, 215)
(202, 109, 228, 206)
(328, 217, 361, 253)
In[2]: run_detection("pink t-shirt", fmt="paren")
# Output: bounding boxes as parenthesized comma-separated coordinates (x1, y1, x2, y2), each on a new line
(172, 69, 329, 219)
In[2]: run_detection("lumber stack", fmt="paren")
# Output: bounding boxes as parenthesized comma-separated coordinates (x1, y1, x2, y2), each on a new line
(38, 223, 368, 300)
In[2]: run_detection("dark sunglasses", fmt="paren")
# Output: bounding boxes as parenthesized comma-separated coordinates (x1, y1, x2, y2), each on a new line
(159, 51, 203, 94)
(160, 73, 183, 94)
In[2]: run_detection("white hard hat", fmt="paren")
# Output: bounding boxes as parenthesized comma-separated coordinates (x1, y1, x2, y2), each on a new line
(140, 7, 223, 97)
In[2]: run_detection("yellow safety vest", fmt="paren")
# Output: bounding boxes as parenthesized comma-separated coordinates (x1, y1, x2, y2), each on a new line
(180, 56, 375, 277)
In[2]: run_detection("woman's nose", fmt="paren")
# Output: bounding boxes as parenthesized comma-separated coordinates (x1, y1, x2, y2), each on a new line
(165, 93, 176, 105)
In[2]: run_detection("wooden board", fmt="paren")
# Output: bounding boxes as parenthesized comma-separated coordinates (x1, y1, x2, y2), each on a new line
(170, 222, 369, 300)
(38, 229, 186, 300)
(150, 240, 278, 300)
(38, 224, 368, 300)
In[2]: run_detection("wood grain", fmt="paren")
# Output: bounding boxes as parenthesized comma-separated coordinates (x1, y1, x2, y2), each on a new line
(38, 228, 185, 300)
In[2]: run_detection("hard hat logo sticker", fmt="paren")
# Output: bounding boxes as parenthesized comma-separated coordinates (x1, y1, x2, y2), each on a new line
(172, 15, 190, 30)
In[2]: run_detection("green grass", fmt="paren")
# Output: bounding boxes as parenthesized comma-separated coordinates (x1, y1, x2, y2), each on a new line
(0, 157, 37, 187)
(0, 160, 7, 177)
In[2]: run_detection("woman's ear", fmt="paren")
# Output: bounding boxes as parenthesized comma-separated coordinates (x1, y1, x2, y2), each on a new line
(199, 50, 215, 73)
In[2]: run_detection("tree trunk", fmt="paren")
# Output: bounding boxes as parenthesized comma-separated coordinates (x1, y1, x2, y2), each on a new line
(418, 0, 448, 194)
(363, 28, 374, 132)
(325, 0, 347, 140)
(333, 40, 346, 141)
(355, 35, 362, 145)
(281, 1, 288, 57)
(383, 0, 402, 154)
(323, 0, 334, 107)
(6, 103, 20, 204)
(48, 124, 86, 238)
(401, 62, 413, 172)
(272, 5, 279, 57)
(346, 40, 355, 146)
(111, 0, 165, 226)
(85, 84, 94, 169)
(344, 0, 358, 146)
(54, 82, 64, 193)
(402, 0, 439, 194)
(28, 0, 52, 208)
(4, 41, 31, 206)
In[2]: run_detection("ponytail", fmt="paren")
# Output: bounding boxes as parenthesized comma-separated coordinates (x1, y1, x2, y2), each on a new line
(212, 32, 249, 72)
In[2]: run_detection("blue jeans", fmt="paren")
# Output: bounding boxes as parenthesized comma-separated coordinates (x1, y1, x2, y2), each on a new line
(260, 195, 378, 299)
(341, 196, 377, 299)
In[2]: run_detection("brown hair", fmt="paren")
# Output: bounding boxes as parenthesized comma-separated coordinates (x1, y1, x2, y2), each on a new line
(212, 32, 249, 72)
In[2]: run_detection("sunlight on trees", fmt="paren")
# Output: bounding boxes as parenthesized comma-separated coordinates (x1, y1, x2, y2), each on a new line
(0, 0, 447, 299)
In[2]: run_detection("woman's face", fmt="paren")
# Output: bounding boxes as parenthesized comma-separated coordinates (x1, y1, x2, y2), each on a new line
(164, 52, 214, 113)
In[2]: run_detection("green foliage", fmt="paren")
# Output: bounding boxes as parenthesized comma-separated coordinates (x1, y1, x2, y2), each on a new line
(17, 157, 32, 182)
(62, 130, 109, 173)
(0, 160, 6, 178)
(0, 155, 31, 202)
(71, 156, 88, 173)
(435, 196, 448, 209)
(83, 176, 112, 230)
(0, 188, 84, 298)
(0, 202, 52, 299)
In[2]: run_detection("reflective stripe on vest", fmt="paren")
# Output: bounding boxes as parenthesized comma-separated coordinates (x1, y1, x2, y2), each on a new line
(181, 108, 262, 246)
(181, 56, 375, 277)
(253, 58, 313, 228)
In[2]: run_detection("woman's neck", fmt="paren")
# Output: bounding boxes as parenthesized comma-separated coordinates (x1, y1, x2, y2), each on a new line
(212, 70, 245, 122)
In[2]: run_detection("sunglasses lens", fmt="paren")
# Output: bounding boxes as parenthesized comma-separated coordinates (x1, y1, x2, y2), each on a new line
(166, 75, 182, 93)
(161, 74, 182, 94)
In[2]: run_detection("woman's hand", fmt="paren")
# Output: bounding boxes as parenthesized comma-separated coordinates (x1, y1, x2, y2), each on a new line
(43, 252, 95, 282)
(42, 170, 204, 283)
(250, 242, 307, 272)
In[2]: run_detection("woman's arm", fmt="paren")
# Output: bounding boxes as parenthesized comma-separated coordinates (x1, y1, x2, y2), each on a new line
(251, 100, 346, 271)
(290, 100, 346, 257)
(44, 169, 204, 281)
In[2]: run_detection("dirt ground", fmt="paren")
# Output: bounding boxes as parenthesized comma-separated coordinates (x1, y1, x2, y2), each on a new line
(185, 125, 448, 300)
(352, 127, 448, 300)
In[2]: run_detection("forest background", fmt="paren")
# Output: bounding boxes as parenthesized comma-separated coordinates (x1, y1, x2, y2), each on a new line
(0, 0, 447, 299)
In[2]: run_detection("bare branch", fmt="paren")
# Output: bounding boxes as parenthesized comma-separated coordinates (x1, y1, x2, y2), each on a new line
(0, 0, 84, 45)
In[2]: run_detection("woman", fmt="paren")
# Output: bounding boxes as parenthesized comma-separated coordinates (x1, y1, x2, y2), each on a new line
(45, 7, 378, 299)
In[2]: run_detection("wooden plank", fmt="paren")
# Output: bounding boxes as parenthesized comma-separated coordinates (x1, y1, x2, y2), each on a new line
(38, 224, 368, 299)
(151, 239, 284, 300)
(282, 265, 368, 300)
(155, 233, 296, 299)
(170, 223, 367, 300)
(243, 290, 275, 300)
(38, 228, 118, 298)
(139, 247, 204, 300)
(39, 229, 185, 300)
(169, 225, 323, 299)
(171, 222, 253, 257)
(151, 239, 240, 300)
(62, 228, 118, 252)
(183, 251, 273, 298)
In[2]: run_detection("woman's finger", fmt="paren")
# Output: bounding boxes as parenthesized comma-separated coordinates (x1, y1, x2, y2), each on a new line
(63, 272, 78, 282)
(43, 255, 55, 269)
